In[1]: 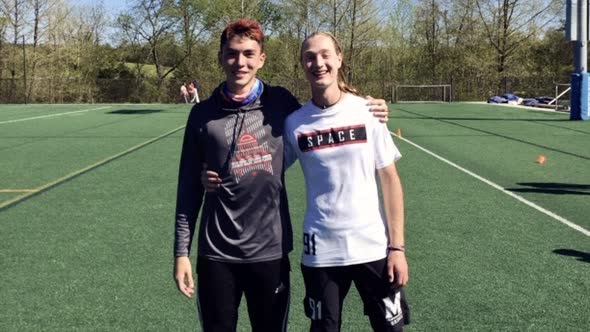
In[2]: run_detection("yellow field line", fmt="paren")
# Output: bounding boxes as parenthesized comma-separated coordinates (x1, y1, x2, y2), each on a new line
(0, 189, 39, 193)
(0, 125, 186, 210)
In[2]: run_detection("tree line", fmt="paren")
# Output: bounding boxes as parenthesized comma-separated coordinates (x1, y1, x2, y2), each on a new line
(0, 0, 568, 104)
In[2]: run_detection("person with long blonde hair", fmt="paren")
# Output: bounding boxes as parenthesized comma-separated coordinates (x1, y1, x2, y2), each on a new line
(284, 32, 410, 331)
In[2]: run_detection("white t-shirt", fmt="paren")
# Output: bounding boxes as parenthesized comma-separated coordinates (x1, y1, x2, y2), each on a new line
(284, 93, 401, 267)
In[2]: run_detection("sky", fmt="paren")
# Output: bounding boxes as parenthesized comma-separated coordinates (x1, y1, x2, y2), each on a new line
(67, 0, 131, 44)
(70, 0, 129, 15)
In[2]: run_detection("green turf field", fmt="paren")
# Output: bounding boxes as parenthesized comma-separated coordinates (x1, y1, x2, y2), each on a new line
(1, 103, 588, 331)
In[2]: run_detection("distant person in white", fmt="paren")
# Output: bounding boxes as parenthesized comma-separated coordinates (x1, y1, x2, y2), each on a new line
(283, 32, 410, 332)
(188, 81, 200, 103)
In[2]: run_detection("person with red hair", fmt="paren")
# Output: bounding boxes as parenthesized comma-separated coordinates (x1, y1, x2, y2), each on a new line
(173, 19, 390, 331)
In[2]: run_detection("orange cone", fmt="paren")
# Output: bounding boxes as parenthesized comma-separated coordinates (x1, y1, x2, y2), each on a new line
(396, 128, 402, 137)
(536, 155, 547, 165)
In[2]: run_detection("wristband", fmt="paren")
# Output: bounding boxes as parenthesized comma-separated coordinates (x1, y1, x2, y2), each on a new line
(387, 245, 405, 253)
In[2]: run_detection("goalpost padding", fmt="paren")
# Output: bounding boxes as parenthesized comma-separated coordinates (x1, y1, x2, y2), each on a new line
(571, 72, 590, 120)
(393, 85, 452, 103)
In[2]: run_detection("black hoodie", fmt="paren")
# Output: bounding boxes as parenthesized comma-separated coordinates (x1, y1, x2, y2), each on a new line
(174, 82, 301, 262)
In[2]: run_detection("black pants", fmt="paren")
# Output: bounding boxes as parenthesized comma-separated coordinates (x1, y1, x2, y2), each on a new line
(301, 259, 410, 332)
(196, 256, 291, 332)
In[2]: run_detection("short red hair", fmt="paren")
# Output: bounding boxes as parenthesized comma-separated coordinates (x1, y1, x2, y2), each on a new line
(220, 19, 265, 52)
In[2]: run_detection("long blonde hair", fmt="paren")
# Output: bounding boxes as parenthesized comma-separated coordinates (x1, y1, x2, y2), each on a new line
(300, 32, 359, 95)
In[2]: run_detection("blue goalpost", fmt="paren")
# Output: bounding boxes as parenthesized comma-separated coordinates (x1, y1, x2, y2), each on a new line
(567, 0, 590, 120)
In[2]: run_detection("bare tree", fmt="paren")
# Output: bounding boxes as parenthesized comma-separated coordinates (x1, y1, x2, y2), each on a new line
(27, 0, 59, 100)
(341, 0, 383, 85)
(1, 0, 27, 45)
(475, 0, 561, 92)
(172, 0, 210, 78)
(413, 0, 442, 79)
(70, 3, 108, 101)
(282, 0, 327, 39)
(327, 0, 349, 36)
(382, 0, 415, 85)
(1, 0, 28, 101)
(0, 12, 8, 79)
(118, 0, 184, 91)
(278, 0, 327, 82)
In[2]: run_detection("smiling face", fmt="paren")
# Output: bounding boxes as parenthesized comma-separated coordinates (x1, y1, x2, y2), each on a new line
(300, 34, 343, 93)
(219, 35, 266, 95)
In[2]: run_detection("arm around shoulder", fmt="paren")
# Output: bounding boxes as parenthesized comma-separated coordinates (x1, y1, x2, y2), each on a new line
(366, 96, 390, 123)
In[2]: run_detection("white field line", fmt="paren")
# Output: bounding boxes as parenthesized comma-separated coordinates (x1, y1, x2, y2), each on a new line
(0, 106, 112, 125)
(391, 131, 590, 237)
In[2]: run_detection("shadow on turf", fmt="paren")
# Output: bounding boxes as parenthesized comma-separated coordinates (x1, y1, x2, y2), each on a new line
(396, 108, 590, 161)
(506, 183, 590, 196)
(553, 249, 590, 263)
(108, 109, 165, 114)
